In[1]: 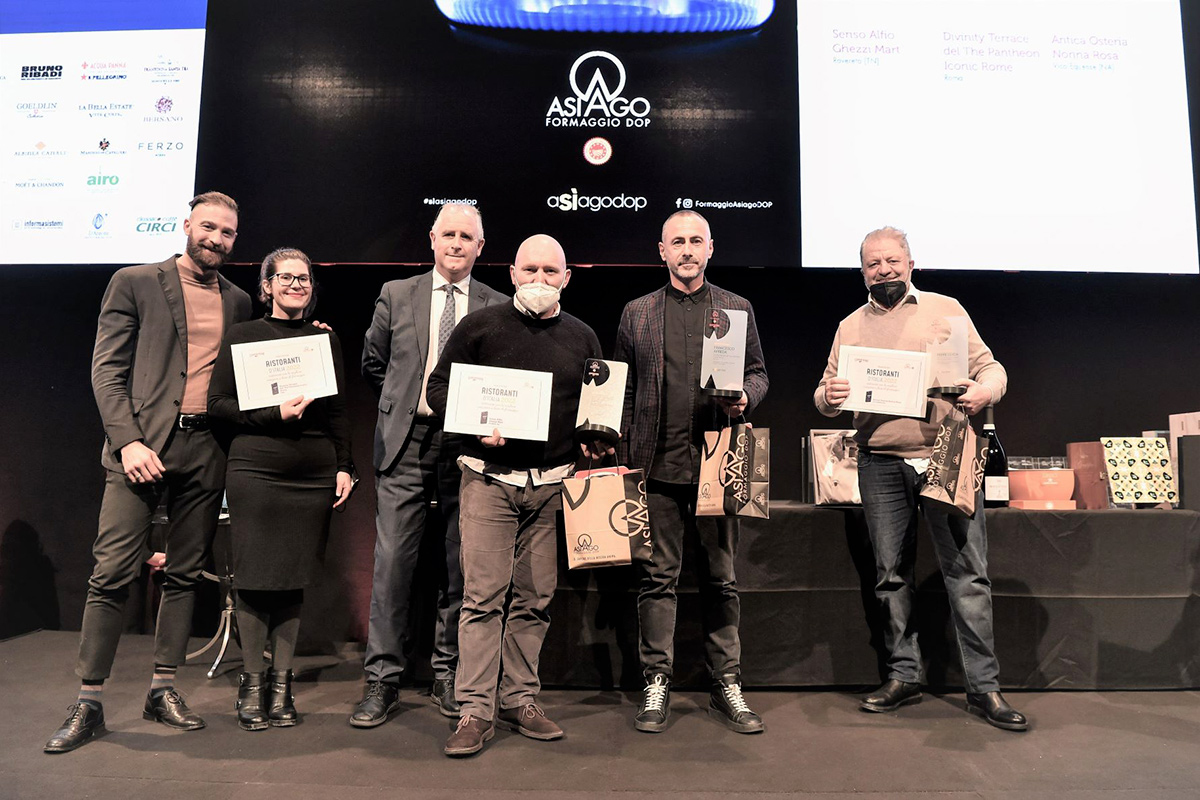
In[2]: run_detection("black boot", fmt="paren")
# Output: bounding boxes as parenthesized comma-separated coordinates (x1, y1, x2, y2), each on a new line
(267, 669, 298, 727)
(236, 672, 268, 731)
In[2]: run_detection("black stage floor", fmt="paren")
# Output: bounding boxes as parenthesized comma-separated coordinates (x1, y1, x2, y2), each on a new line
(3, 631, 1200, 800)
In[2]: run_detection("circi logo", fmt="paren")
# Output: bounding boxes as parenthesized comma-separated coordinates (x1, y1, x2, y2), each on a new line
(583, 136, 612, 166)
(155, 96, 173, 113)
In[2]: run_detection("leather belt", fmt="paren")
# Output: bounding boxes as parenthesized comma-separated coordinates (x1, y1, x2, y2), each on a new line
(177, 414, 210, 430)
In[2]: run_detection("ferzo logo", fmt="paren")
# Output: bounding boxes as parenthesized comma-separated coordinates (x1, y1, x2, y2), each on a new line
(546, 51, 651, 129)
(547, 188, 647, 212)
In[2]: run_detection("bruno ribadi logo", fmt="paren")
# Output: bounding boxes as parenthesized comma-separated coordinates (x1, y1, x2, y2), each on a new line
(546, 51, 651, 129)
(21, 65, 63, 80)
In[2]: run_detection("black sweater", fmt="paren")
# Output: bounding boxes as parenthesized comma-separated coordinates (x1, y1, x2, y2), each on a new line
(208, 316, 354, 472)
(427, 301, 602, 470)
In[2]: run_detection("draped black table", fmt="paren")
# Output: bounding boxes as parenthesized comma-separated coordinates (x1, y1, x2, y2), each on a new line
(537, 504, 1200, 689)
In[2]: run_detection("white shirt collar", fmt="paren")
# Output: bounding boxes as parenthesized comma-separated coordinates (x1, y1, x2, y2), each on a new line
(432, 270, 471, 295)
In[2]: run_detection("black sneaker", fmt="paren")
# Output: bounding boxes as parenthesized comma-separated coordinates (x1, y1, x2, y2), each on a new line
(709, 673, 764, 734)
(634, 673, 670, 733)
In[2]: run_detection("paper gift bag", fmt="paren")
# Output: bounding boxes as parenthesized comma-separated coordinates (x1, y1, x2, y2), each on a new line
(920, 407, 987, 517)
(696, 424, 770, 518)
(560, 467, 650, 569)
(810, 429, 861, 505)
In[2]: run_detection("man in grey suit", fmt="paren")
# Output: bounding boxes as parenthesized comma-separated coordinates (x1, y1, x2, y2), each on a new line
(45, 192, 253, 753)
(353, 203, 507, 727)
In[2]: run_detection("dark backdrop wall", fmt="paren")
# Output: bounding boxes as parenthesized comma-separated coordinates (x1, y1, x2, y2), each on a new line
(3, 0, 1200, 643)
(2, 264, 1198, 642)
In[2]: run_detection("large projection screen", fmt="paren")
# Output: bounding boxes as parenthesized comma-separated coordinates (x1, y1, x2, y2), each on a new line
(798, 0, 1200, 273)
(0, 1, 208, 265)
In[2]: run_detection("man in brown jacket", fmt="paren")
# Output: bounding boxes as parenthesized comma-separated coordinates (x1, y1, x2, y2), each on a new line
(45, 192, 252, 753)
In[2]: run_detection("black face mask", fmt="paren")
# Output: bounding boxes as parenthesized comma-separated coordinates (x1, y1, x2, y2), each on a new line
(869, 280, 907, 309)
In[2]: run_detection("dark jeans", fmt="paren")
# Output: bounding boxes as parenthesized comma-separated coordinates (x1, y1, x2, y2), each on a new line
(77, 427, 224, 681)
(636, 480, 741, 681)
(365, 420, 464, 685)
(857, 451, 1000, 693)
(454, 468, 560, 721)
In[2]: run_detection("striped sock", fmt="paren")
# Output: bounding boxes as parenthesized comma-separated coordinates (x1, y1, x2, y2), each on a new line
(150, 665, 177, 693)
(78, 681, 104, 708)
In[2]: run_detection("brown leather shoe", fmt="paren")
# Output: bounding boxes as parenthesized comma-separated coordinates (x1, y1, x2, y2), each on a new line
(444, 714, 494, 757)
(497, 703, 564, 741)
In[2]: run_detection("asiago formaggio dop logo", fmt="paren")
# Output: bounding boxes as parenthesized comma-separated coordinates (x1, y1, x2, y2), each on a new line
(546, 51, 651, 128)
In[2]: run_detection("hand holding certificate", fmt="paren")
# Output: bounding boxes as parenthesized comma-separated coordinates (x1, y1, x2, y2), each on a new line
(444, 363, 554, 441)
(231, 333, 338, 411)
(836, 345, 929, 418)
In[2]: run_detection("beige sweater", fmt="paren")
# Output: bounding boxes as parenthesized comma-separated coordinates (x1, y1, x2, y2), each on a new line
(813, 287, 1007, 458)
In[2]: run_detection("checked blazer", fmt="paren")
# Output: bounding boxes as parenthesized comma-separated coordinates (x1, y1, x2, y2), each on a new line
(613, 281, 768, 474)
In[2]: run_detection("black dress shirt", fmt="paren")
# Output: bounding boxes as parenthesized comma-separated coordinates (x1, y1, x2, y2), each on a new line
(650, 282, 712, 484)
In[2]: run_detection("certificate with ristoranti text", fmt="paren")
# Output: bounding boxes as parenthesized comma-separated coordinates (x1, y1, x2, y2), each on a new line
(231, 334, 338, 411)
(836, 345, 929, 418)
(445, 363, 553, 441)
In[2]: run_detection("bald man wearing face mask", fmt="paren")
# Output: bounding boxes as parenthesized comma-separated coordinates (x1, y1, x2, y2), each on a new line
(426, 234, 604, 757)
(814, 226, 1027, 733)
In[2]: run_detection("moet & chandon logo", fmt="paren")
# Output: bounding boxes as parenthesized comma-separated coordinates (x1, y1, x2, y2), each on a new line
(546, 51, 651, 128)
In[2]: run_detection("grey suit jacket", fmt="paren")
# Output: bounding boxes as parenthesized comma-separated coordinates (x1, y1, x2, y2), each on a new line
(92, 256, 253, 473)
(362, 270, 508, 471)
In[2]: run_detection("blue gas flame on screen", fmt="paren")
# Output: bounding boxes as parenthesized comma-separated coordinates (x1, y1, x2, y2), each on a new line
(435, 0, 775, 33)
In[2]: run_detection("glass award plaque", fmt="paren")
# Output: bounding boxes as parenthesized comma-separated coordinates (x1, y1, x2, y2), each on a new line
(701, 308, 747, 399)
(575, 358, 628, 444)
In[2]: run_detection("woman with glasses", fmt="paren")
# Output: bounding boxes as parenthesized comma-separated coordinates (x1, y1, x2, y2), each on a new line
(208, 247, 354, 730)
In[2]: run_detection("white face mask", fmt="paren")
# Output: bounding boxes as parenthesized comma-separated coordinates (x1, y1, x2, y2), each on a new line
(514, 281, 561, 316)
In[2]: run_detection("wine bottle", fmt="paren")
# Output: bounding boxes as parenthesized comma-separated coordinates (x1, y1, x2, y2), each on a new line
(983, 406, 1009, 508)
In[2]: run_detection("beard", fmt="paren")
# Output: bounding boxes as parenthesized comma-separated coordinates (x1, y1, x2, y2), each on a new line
(668, 258, 706, 283)
(185, 234, 228, 270)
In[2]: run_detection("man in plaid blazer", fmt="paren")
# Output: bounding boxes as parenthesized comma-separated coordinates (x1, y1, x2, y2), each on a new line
(613, 210, 768, 735)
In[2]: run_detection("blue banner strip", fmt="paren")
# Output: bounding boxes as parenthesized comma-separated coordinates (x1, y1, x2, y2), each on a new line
(0, 0, 207, 34)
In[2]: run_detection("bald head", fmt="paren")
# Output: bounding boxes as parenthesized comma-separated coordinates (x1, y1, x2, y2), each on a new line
(515, 234, 566, 270)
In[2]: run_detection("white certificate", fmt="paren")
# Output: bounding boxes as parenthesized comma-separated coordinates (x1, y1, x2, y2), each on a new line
(231, 334, 338, 411)
(836, 345, 929, 418)
(444, 363, 554, 441)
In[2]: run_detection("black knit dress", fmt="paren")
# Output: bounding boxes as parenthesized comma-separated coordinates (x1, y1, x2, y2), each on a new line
(208, 316, 354, 590)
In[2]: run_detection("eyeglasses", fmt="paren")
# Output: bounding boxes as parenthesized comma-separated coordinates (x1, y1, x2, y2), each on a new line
(270, 273, 311, 287)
